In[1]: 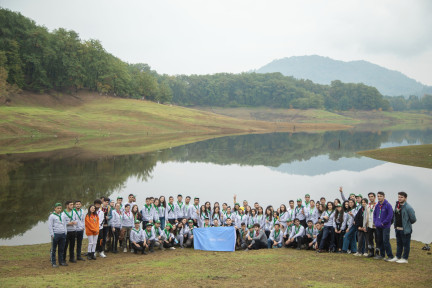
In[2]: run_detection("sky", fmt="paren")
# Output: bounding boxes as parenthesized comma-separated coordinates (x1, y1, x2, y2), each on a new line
(1, 0, 431, 85)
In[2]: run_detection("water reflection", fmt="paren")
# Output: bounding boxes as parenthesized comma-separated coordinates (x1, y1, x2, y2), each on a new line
(0, 129, 431, 244)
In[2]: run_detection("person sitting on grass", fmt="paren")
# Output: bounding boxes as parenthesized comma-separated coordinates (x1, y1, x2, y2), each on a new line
(162, 223, 176, 250)
(49, 202, 67, 268)
(283, 219, 294, 247)
(245, 223, 268, 250)
(184, 220, 196, 248)
(151, 220, 164, 251)
(85, 205, 99, 260)
(244, 224, 255, 250)
(130, 220, 148, 255)
(237, 222, 247, 250)
(285, 218, 305, 249)
(268, 223, 283, 248)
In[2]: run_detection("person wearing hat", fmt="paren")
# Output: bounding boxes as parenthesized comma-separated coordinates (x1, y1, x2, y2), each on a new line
(246, 223, 268, 250)
(268, 223, 283, 248)
(244, 224, 255, 250)
(62, 200, 78, 263)
(73, 200, 85, 261)
(151, 220, 164, 251)
(162, 223, 176, 249)
(130, 220, 148, 255)
(49, 203, 67, 268)
(339, 186, 356, 202)
(295, 199, 308, 228)
(303, 220, 319, 250)
(285, 218, 305, 249)
(184, 220, 196, 248)
(304, 194, 311, 209)
(235, 206, 248, 229)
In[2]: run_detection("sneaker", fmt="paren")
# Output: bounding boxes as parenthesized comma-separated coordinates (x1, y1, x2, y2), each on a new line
(374, 255, 384, 260)
(131, 249, 135, 253)
(100, 251, 106, 258)
(170, 247, 176, 250)
(396, 258, 408, 264)
(123, 248, 127, 253)
(353, 252, 360, 256)
(363, 253, 369, 257)
(52, 264, 59, 268)
(385, 257, 396, 262)
(94, 252, 99, 257)
(60, 262, 68, 266)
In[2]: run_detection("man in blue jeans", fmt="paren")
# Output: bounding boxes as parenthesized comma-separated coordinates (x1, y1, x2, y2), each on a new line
(388, 191, 416, 264)
(48, 203, 68, 268)
(373, 191, 394, 261)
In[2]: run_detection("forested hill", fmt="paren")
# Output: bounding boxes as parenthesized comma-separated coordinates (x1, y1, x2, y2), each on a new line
(1, 8, 429, 111)
(256, 55, 432, 97)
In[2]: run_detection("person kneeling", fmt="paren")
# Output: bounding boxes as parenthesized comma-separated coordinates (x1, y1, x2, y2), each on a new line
(130, 220, 148, 255)
(268, 223, 283, 248)
(246, 223, 267, 250)
(285, 219, 305, 249)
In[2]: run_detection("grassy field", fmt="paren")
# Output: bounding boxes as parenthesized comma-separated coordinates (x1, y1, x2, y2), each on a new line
(358, 144, 432, 169)
(195, 106, 432, 130)
(0, 92, 348, 156)
(0, 240, 431, 287)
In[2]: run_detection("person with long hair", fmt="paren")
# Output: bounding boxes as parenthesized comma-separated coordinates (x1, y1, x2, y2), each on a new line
(333, 204, 348, 253)
(155, 198, 166, 230)
(342, 199, 358, 254)
(212, 206, 222, 225)
(317, 202, 336, 253)
(131, 205, 143, 225)
(198, 205, 208, 228)
(264, 207, 273, 237)
(353, 198, 368, 256)
(121, 204, 134, 253)
(249, 208, 257, 226)
(279, 204, 289, 229)
(85, 205, 99, 260)
(162, 224, 176, 249)
(256, 206, 265, 230)
(110, 203, 122, 253)
(204, 201, 212, 218)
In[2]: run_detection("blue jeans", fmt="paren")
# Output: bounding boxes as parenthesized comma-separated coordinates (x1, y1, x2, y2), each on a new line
(267, 239, 282, 248)
(51, 233, 66, 265)
(376, 227, 393, 258)
(319, 226, 335, 250)
(342, 226, 357, 252)
(395, 229, 411, 260)
(159, 217, 166, 230)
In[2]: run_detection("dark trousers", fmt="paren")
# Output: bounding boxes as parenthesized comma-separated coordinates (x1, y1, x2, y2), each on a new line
(319, 226, 335, 250)
(133, 241, 146, 254)
(51, 233, 66, 265)
(63, 231, 76, 261)
(185, 236, 194, 248)
(167, 218, 176, 225)
(163, 238, 175, 248)
(286, 236, 303, 248)
(112, 227, 121, 252)
(96, 226, 108, 253)
(303, 235, 315, 249)
(265, 230, 270, 238)
(366, 227, 376, 252)
(395, 229, 411, 260)
(142, 221, 149, 230)
(76, 230, 84, 257)
(106, 226, 113, 251)
(250, 241, 267, 250)
(146, 239, 156, 251)
(376, 227, 393, 258)
(357, 230, 366, 254)
(334, 230, 345, 250)
(300, 219, 307, 228)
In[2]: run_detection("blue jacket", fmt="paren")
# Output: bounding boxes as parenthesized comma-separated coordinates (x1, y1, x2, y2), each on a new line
(393, 202, 416, 235)
(373, 199, 393, 229)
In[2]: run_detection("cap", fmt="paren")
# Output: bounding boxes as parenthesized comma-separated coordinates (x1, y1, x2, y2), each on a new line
(134, 220, 140, 224)
(305, 194, 310, 197)
(54, 202, 62, 208)
(188, 220, 193, 223)
(248, 225, 253, 229)
(297, 198, 302, 202)
(146, 223, 153, 227)
(117, 196, 123, 199)
(155, 220, 161, 224)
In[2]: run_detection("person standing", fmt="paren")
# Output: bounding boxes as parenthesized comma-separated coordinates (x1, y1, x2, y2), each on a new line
(85, 205, 99, 260)
(365, 192, 377, 257)
(121, 204, 134, 252)
(74, 200, 85, 261)
(373, 191, 394, 261)
(62, 200, 78, 263)
(388, 192, 416, 264)
(48, 203, 67, 268)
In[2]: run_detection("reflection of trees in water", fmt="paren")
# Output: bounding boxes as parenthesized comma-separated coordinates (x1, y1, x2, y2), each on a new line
(0, 129, 429, 238)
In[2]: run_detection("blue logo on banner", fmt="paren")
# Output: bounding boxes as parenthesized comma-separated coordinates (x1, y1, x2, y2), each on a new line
(193, 226, 236, 252)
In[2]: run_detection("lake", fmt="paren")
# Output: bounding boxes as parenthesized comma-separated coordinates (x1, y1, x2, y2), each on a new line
(0, 129, 431, 245)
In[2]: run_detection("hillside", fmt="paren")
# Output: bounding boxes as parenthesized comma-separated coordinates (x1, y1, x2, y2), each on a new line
(256, 55, 432, 96)
(0, 91, 348, 156)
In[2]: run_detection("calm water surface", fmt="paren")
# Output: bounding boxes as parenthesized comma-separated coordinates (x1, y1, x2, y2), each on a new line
(0, 129, 431, 245)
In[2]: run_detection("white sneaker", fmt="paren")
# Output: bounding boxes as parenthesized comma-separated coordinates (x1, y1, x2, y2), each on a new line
(123, 248, 127, 253)
(100, 251, 106, 258)
(170, 247, 176, 250)
(353, 252, 361, 256)
(363, 253, 368, 257)
(386, 257, 399, 262)
(396, 258, 408, 264)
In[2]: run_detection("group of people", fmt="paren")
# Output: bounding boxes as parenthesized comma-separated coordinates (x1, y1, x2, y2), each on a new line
(48, 187, 416, 268)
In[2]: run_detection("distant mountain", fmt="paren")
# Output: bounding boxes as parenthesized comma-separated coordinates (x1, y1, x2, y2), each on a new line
(256, 55, 432, 96)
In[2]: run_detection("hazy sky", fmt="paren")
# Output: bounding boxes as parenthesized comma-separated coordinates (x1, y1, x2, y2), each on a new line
(1, 0, 431, 85)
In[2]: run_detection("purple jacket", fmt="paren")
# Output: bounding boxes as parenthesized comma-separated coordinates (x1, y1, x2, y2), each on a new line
(373, 199, 393, 229)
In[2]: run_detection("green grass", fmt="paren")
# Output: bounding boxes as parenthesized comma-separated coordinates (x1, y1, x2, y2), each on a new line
(0, 240, 431, 287)
(358, 144, 432, 169)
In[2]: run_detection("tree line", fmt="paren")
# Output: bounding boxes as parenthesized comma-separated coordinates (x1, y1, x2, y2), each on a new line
(1, 8, 431, 111)
(385, 95, 432, 111)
